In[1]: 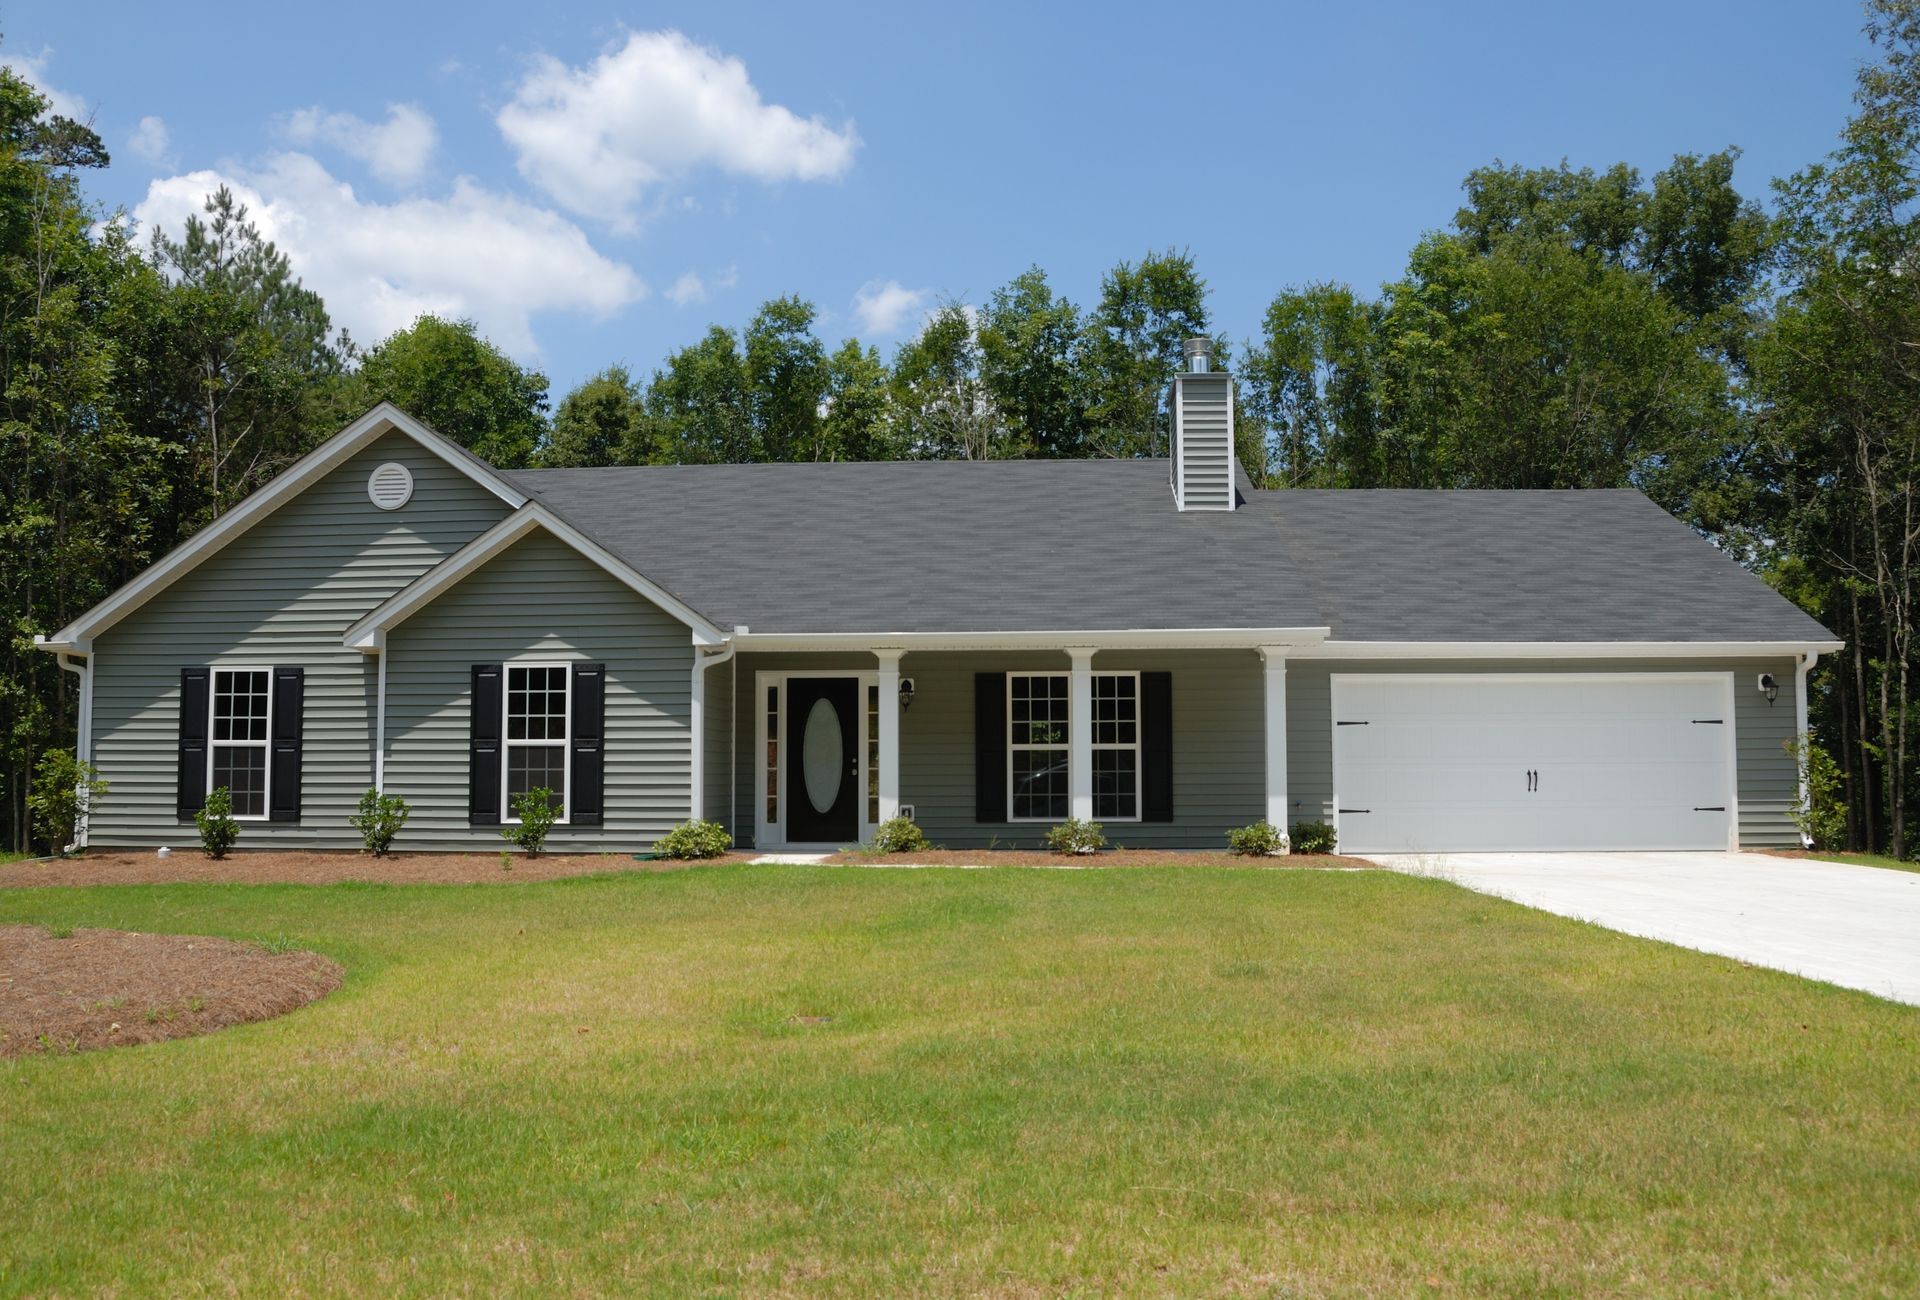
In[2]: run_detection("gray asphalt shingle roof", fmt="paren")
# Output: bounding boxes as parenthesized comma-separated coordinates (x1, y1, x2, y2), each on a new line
(499, 460, 1834, 643)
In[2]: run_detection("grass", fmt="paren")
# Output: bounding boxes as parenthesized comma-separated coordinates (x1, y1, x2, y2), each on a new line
(1805, 850, 1920, 874)
(1, 866, 1917, 1296)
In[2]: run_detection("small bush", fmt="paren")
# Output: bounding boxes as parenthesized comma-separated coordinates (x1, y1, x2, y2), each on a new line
(1786, 737, 1848, 850)
(196, 787, 240, 860)
(1227, 821, 1289, 856)
(27, 748, 108, 854)
(655, 818, 733, 859)
(349, 788, 411, 857)
(1289, 820, 1337, 855)
(1044, 818, 1106, 855)
(871, 815, 930, 853)
(500, 787, 558, 856)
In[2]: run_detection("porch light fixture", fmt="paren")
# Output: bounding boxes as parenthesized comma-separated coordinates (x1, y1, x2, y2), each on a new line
(899, 677, 916, 710)
(1758, 673, 1779, 704)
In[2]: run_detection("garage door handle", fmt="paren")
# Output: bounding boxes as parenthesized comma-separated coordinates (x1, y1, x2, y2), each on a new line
(1694, 806, 1725, 812)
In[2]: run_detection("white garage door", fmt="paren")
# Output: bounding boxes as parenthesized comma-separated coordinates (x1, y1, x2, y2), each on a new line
(1330, 674, 1735, 853)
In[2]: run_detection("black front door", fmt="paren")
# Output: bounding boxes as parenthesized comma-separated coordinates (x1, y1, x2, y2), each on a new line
(785, 677, 860, 843)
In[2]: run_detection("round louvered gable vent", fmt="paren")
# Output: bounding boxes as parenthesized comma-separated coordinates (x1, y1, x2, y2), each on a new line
(368, 462, 414, 510)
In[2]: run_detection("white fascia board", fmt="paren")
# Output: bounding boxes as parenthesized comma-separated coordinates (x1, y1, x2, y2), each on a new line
(729, 628, 1332, 653)
(343, 504, 726, 649)
(40, 403, 528, 653)
(1304, 639, 1846, 660)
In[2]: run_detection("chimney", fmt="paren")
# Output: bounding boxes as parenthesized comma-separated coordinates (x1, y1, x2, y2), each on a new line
(1169, 337, 1235, 511)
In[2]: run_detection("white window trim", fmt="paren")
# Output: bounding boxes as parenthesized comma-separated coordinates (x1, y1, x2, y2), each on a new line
(1091, 670, 1143, 824)
(754, 670, 878, 849)
(502, 660, 572, 826)
(207, 665, 273, 822)
(1008, 671, 1072, 824)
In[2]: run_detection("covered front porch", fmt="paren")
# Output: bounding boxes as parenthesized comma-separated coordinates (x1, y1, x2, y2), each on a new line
(693, 633, 1322, 851)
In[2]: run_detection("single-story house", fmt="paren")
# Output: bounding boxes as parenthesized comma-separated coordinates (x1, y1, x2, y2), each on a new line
(36, 343, 1841, 855)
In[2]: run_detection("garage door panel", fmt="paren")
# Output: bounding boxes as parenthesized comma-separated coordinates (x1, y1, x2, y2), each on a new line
(1331, 675, 1733, 853)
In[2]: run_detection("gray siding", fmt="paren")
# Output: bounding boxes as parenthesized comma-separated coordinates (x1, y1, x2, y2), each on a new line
(383, 531, 695, 851)
(702, 655, 736, 838)
(88, 431, 512, 848)
(728, 649, 1266, 850)
(1284, 657, 1802, 849)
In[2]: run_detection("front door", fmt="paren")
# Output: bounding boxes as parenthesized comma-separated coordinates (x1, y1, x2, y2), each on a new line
(785, 677, 860, 843)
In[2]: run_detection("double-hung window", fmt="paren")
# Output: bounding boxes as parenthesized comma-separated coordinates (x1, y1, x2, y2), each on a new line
(504, 663, 569, 821)
(209, 668, 271, 819)
(1008, 673, 1070, 821)
(1091, 672, 1141, 822)
(1006, 670, 1142, 822)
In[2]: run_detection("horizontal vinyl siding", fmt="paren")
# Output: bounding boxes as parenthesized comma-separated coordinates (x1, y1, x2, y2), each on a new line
(384, 531, 695, 852)
(1174, 375, 1233, 511)
(88, 432, 511, 849)
(703, 656, 736, 838)
(728, 649, 1266, 850)
(1284, 656, 1801, 849)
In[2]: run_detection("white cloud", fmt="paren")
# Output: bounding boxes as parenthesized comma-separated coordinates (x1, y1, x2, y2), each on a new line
(284, 103, 438, 186)
(128, 115, 172, 166)
(497, 29, 860, 230)
(131, 153, 644, 356)
(666, 271, 707, 306)
(1, 47, 86, 119)
(852, 279, 929, 336)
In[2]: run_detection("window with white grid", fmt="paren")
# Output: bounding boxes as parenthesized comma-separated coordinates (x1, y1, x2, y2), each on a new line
(504, 663, 568, 821)
(209, 668, 271, 819)
(1091, 672, 1140, 822)
(1008, 673, 1070, 821)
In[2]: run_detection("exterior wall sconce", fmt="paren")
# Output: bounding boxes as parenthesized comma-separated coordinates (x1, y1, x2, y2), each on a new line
(898, 677, 916, 710)
(1758, 673, 1779, 704)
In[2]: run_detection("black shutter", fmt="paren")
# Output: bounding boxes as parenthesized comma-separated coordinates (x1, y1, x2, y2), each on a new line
(975, 672, 1006, 823)
(1142, 671, 1173, 823)
(469, 664, 503, 825)
(268, 666, 305, 823)
(177, 667, 210, 817)
(570, 663, 606, 826)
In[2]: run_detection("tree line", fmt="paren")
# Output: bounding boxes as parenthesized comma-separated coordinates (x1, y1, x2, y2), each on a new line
(4, 2, 1918, 856)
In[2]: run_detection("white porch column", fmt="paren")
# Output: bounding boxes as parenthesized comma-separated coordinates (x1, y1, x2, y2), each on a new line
(1259, 647, 1289, 828)
(875, 649, 904, 822)
(1068, 647, 1096, 821)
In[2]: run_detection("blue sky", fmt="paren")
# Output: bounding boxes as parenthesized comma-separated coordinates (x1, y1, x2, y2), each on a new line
(4, 1, 1871, 396)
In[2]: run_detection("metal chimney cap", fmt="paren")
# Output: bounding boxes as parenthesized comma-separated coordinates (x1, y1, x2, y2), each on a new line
(1182, 336, 1213, 372)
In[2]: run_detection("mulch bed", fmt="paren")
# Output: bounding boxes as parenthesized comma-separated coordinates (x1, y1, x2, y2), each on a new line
(0, 850, 764, 888)
(822, 848, 1379, 869)
(0, 925, 342, 1057)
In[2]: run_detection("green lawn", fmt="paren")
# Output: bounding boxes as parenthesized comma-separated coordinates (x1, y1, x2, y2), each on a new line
(3, 867, 1917, 1296)
(1807, 850, 1920, 874)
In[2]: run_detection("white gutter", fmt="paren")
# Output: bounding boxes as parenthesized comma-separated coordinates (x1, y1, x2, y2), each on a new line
(731, 627, 1331, 653)
(1795, 649, 1821, 846)
(54, 650, 93, 853)
(1306, 640, 1845, 661)
(688, 635, 739, 823)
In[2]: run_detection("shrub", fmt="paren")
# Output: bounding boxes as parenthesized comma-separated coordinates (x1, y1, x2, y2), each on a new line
(1786, 737, 1848, 850)
(499, 787, 558, 856)
(1227, 821, 1289, 856)
(871, 815, 930, 853)
(655, 818, 733, 860)
(1044, 818, 1106, 855)
(349, 788, 411, 857)
(27, 748, 108, 854)
(1289, 820, 1337, 855)
(196, 787, 240, 860)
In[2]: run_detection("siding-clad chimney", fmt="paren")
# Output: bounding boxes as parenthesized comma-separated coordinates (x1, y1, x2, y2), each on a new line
(1170, 337, 1235, 511)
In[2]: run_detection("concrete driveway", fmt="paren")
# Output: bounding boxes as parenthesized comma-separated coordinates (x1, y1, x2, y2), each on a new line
(1365, 851, 1920, 1006)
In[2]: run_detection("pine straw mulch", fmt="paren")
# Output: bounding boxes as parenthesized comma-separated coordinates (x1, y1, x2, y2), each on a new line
(821, 848, 1379, 869)
(0, 925, 342, 1057)
(0, 850, 765, 888)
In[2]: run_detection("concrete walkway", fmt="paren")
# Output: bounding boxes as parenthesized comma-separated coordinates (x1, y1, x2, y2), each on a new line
(1365, 851, 1920, 1006)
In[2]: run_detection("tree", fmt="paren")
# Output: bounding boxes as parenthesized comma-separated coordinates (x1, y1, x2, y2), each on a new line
(744, 295, 828, 460)
(890, 301, 1009, 459)
(539, 365, 646, 467)
(978, 267, 1086, 457)
(1755, 0, 1920, 857)
(821, 338, 896, 461)
(644, 326, 753, 463)
(341, 316, 548, 468)
(1077, 249, 1220, 458)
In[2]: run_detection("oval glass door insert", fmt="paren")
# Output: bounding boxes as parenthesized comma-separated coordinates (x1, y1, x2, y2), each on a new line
(802, 697, 844, 814)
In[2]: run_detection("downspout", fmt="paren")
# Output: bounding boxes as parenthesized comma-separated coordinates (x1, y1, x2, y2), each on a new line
(689, 635, 738, 823)
(1796, 650, 1820, 847)
(55, 651, 92, 853)
(374, 648, 388, 793)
